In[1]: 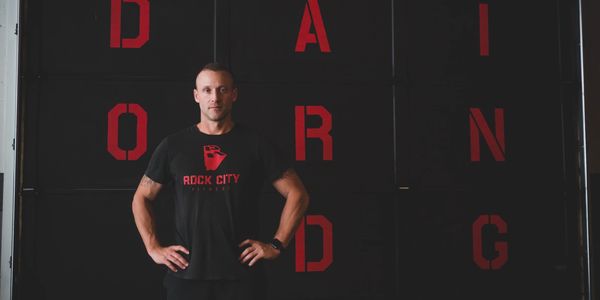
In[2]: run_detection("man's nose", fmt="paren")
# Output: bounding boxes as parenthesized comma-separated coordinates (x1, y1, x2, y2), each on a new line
(209, 91, 221, 102)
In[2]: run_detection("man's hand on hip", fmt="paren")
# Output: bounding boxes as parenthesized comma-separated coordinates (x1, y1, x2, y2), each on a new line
(238, 239, 280, 267)
(148, 245, 190, 272)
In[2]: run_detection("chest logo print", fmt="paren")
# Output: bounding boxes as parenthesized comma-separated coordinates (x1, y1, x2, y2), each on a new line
(203, 145, 227, 171)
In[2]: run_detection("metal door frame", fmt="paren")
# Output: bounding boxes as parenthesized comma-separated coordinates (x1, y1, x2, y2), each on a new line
(0, 0, 20, 299)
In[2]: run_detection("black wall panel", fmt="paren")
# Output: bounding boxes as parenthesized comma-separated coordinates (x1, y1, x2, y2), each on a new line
(17, 0, 584, 299)
(39, 0, 213, 78)
(400, 0, 561, 86)
(30, 191, 173, 300)
(403, 82, 565, 190)
(229, 0, 392, 83)
(35, 80, 197, 189)
(233, 83, 394, 193)
(258, 191, 395, 300)
(392, 0, 578, 299)
(398, 188, 574, 299)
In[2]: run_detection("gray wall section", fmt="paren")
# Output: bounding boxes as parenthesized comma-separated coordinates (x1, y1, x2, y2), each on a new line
(0, 173, 3, 272)
(0, 0, 7, 270)
(0, 0, 19, 299)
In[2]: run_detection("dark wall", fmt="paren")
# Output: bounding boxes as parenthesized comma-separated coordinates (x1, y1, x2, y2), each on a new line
(583, 0, 600, 175)
(16, 0, 585, 299)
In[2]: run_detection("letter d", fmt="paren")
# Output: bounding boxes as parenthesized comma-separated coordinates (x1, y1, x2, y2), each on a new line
(110, 0, 150, 48)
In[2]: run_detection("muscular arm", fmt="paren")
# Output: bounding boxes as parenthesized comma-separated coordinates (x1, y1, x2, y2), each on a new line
(131, 175, 163, 253)
(271, 169, 310, 248)
(132, 175, 189, 272)
(239, 169, 309, 266)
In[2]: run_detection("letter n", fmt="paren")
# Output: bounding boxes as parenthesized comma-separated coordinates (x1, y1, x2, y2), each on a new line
(469, 107, 505, 161)
(110, 0, 150, 48)
(295, 0, 331, 53)
(295, 105, 333, 161)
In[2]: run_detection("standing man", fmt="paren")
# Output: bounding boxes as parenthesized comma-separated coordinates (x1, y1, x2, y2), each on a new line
(132, 63, 310, 300)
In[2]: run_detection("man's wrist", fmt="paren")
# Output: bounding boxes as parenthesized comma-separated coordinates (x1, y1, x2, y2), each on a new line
(146, 240, 161, 253)
(270, 238, 286, 253)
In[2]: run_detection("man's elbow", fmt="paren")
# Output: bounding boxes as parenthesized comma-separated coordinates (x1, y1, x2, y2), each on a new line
(131, 191, 150, 213)
(131, 192, 142, 213)
(300, 191, 310, 211)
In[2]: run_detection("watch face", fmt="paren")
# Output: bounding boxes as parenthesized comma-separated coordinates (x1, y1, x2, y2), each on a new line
(271, 239, 284, 251)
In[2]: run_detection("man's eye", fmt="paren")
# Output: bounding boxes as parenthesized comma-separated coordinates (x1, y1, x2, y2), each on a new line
(203, 88, 210, 93)
(219, 87, 228, 93)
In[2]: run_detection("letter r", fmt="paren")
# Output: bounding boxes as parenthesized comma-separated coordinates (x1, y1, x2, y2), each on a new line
(295, 105, 333, 161)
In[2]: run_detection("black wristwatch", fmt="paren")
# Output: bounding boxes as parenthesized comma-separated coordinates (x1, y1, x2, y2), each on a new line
(270, 238, 286, 253)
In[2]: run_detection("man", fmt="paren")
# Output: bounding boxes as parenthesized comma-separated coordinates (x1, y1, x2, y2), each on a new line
(132, 63, 310, 300)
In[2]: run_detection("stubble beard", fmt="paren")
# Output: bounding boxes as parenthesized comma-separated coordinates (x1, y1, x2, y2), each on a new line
(202, 108, 231, 123)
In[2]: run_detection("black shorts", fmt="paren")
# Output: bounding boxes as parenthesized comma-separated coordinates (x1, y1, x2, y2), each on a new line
(163, 272, 267, 300)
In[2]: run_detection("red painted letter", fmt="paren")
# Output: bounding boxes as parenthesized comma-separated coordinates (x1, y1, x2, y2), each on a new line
(295, 105, 333, 161)
(295, 215, 333, 272)
(110, 0, 150, 48)
(470, 108, 505, 161)
(472, 214, 508, 270)
(295, 0, 331, 53)
(107, 103, 148, 160)
(479, 3, 489, 56)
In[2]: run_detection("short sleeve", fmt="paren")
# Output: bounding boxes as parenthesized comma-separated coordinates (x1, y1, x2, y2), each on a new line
(144, 138, 172, 184)
(258, 136, 292, 183)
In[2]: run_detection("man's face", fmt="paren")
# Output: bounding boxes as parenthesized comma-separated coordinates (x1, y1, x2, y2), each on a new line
(193, 70, 238, 122)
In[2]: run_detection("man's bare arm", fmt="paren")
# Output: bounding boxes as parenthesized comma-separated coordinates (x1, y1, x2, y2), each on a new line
(271, 169, 310, 247)
(131, 175, 189, 272)
(239, 169, 309, 266)
(132, 175, 163, 252)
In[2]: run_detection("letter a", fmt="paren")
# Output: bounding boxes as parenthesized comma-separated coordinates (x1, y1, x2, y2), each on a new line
(295, 0, 331, 53)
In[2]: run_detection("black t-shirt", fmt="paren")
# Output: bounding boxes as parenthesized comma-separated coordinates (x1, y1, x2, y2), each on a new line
(144, 123, 290, 280)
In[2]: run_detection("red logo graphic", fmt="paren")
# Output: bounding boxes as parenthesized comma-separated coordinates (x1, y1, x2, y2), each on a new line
(203, 145, 227, 171)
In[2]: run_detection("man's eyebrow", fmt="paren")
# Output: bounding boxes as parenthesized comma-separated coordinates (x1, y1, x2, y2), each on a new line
(199, 84, 230, 90)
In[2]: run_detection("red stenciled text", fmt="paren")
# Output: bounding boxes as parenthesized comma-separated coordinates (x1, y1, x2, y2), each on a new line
(107, 103, 147, 161)
(183, 174, 240, 186)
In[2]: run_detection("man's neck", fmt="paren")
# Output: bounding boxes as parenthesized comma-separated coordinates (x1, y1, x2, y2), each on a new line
(197, 119, 235, 135)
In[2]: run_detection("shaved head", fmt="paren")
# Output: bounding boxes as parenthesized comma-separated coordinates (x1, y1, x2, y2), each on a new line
(195, 62, 236, 89)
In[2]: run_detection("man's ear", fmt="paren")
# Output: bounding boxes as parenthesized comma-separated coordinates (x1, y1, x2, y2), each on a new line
(232, 88, 238, 102)
(193, 88, 200, 103)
